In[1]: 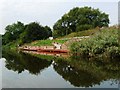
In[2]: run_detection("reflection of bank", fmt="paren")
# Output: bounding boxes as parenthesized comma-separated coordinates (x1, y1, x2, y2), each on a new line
(53, 60, 102, 87)
(23, 50, 69, 58)
(53, 59, 120, 88)
(2, 50, 52, 75)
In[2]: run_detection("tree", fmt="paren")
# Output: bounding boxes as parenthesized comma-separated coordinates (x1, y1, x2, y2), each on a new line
(3, 21, 52, 45)
(53, 6, 109, 37)
(2, 21, 25, 45)
(44, 26, 52, 38)
(21, 22, 51, 43)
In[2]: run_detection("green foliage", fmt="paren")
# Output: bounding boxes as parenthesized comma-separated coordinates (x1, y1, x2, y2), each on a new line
(44, 26, 52, 38)
(53, 6, 109, 38)
(2, 21, 52, 49)
(58, 28, 100, 39)
(76, 24, 93, 31)
(106, 46, 120, 58)
(2, 41, 17, 50)
(21, 22, 52, 43)
(2, 21, 25, 45)
(70, 28, 120, 58)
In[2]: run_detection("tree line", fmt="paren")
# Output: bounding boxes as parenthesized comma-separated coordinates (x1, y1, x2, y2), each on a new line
(2, 6, 109, 45)
(2, 22, 52, 45)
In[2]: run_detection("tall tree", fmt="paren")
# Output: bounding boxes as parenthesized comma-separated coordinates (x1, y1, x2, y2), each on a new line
(22, 22, 51, 43)
(53, 6, 109, 37)
(2, 21, 24, 45)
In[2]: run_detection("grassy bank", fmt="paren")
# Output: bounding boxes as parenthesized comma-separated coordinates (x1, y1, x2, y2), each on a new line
(2, 27, 101, 49)
(58, 27, 100, 39)
(24, 28, 101, 47)
(26, 39, 68, 46)
(70, 27, 120, 58)
(3, 41, 18, 50)
(3, 26, 120, 59)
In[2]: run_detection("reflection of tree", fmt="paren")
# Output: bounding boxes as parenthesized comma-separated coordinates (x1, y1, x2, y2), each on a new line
(53, 60, 102, 87)
(53, 57, 120, 87)
(2, 50, 120, 87)
(2, 50, 52, 75)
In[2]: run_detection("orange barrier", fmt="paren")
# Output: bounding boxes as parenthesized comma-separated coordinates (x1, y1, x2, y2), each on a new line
(19, 47, 69, 53)
(37, 49, 69, 53)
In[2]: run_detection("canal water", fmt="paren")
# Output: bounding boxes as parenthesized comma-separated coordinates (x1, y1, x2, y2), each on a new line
(1, 50, 120, 88)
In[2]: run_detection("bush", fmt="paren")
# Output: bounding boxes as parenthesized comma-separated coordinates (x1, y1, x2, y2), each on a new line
(70, 28, 120, 58)
(106, 46, 120, 58)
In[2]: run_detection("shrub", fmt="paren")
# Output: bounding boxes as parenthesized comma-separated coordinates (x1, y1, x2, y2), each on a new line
(106, 46, 120, 58)
(70, 28, 120, 58)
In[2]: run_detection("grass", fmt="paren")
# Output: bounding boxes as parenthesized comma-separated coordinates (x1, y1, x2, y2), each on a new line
(58, 27, 100, 39)
(3, 37, 69, 49)
(26, 39, 68, 46)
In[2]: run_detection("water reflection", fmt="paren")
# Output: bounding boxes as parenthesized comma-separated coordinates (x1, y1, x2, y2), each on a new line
(53, 60, 102, 87)
(2, 50, 52, 75)
(22, 50, 69, 58)
(2, 50, 120, 88)
(53, 57, 120, 87)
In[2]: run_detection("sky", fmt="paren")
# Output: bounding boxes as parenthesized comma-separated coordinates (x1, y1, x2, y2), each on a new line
(0, 0, 119, 34)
